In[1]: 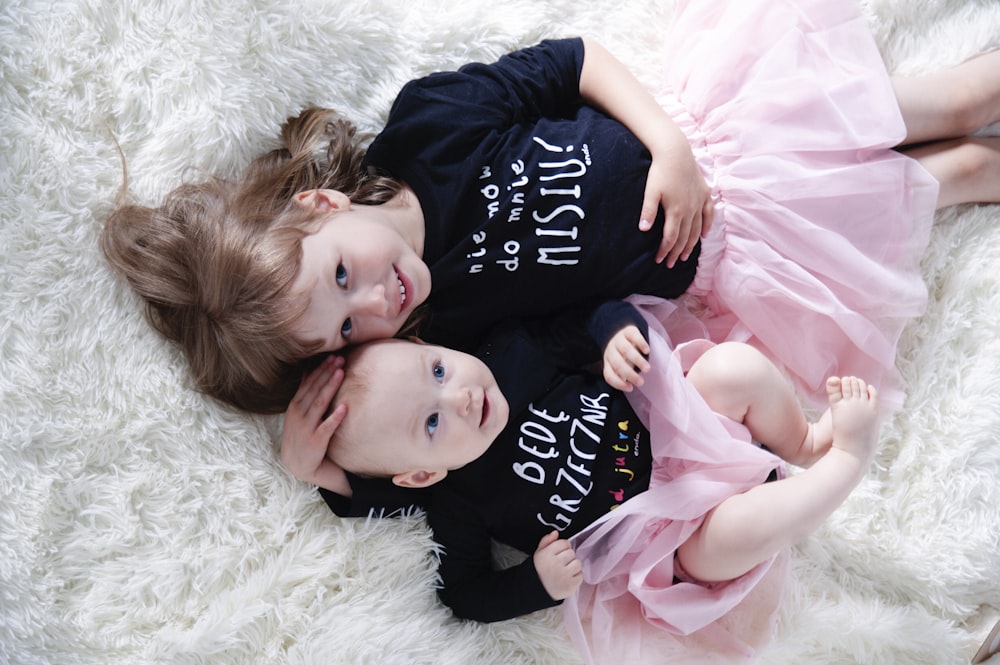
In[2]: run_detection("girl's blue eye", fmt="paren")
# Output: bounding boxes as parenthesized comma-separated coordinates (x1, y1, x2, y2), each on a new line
(426, 413, 439, 436)
(335, 264, 348, 287)
(341, 318, 352, 338)
(433, 363, 445, 382)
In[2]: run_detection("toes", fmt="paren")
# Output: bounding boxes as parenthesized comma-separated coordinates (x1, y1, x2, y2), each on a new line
(827, 376, 878, 405)
(826, 376, 843, 403)
(846, 376, 870, 400)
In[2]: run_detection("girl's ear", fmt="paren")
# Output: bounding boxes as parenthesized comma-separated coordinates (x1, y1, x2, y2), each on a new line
(392, 469, 447, 489)
(293, 189, 351, 212)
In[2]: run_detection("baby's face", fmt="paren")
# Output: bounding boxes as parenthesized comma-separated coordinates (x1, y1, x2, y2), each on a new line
(291, 210, 431, 352)
(349, 339, 510, 480)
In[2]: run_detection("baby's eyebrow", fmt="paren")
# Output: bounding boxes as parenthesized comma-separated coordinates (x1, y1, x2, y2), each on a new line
(404, 349, 433, 439)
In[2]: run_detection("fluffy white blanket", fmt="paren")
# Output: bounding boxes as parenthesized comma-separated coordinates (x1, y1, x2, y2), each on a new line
(2, 1, 998, 663)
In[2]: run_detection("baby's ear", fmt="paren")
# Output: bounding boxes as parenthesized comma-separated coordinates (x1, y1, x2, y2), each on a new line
(392, 469, 447, 488)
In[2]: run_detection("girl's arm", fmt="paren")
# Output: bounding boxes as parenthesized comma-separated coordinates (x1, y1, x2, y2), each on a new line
(579, 37, 714, 268)
(282, 355, 432, 517)
(279, 355, 352, 496)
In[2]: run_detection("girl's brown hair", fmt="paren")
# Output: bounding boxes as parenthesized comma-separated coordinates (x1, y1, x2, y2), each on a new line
(101, 108, 402, 413)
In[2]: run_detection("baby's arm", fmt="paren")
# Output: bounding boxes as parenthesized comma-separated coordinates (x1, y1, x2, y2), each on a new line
(579, 37, 714, 268)
(533, 531, 583, 601)
(432, 493, 568, 622)
(602, 324, 651, 392)
(279, 355, 352, 496)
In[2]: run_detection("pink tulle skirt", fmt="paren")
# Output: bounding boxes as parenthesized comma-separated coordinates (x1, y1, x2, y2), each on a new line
(657, 0, 939, 411)
(565, 297, 787, 665)
(563, 0, 939, 661)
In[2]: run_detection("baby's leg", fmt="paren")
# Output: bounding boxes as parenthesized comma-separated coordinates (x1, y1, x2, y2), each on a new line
(893, 49, 1000, 145)
(903, 136, 1000, 208)
(685, 342, 831, 467)
(676, 377, 879, 583)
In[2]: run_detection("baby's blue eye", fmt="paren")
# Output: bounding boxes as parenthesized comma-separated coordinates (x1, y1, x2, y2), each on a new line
(426, 413, 439, 436)
(335, 264, 348, 287)
(433, 363, 445, 382)
(341, 318, 353, 338)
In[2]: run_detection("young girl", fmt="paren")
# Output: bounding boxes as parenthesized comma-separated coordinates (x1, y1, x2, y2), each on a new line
(313, 296, 881, 664)
(101, 0, 1000, 420)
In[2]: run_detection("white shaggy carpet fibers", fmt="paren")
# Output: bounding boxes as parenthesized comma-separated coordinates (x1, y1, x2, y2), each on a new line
(1, 1, 998, 663)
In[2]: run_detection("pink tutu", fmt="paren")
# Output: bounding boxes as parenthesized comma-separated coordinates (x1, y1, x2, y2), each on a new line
(656, 0, 939, 411)
(563, 0, 938, 660)
(565, 296, 788, 665)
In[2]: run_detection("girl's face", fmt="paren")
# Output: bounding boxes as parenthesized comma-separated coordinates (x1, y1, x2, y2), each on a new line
(292, 211, 431, 352)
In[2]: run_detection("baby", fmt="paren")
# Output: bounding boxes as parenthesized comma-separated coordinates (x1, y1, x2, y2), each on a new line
(313, 300, 880, 632)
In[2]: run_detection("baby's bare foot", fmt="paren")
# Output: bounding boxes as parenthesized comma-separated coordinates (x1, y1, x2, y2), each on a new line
(826, 376, 880, 465)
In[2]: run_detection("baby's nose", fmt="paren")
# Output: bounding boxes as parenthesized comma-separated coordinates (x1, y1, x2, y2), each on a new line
(444, 386, 472, 416)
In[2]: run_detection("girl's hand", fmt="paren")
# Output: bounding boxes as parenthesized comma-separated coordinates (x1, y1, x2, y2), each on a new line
(603, 325, 651, 392)
(575, 38, 712, 267)
(533, 531, 583, 601)
(279, 355, 352, 496)
(639, 140, 714, 268)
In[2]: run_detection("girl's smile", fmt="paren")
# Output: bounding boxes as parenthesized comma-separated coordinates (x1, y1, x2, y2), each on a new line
(291, 206, 431, 352)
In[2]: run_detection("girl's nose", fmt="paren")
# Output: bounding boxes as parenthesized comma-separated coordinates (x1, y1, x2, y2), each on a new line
(357, 284, 389, 317)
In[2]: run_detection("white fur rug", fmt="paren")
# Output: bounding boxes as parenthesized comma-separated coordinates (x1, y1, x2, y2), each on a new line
(2, 1, 999, 663)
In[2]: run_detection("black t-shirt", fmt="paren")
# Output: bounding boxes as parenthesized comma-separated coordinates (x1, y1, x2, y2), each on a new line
(318, 301, 647, 519)
(364, 38, 699, 350)
(324, 301, 653, 622)
(430, 306, 652, 621)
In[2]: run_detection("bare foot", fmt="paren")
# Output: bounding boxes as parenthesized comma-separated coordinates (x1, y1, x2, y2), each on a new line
(825, 376, 880, 466)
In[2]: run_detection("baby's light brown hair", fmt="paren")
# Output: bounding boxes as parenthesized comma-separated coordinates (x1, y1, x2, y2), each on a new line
(323, 340, 412, 478)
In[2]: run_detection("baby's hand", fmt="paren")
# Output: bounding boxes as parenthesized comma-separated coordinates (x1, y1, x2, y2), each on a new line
(639, 139, 714, 268)
(603, 325, 651, 392)
(279, 355, 351, 495)
(533, 531, 582, 601)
